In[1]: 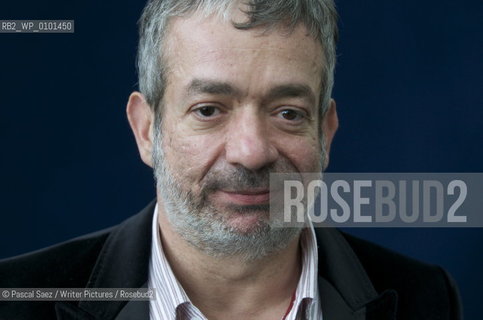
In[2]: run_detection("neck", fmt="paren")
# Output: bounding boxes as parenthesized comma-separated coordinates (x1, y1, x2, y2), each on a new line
(157, 200, 302, 320)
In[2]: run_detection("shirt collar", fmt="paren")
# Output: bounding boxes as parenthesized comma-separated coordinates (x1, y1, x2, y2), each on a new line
(285, 219, 322, 319)
(148, 204, 201, 319)
(148, 203, 322, 320)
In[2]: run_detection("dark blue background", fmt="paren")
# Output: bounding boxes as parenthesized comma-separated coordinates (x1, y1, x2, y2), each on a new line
(1, 0, 481, 318)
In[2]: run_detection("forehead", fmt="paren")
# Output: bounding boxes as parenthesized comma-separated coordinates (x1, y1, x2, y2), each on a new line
(163, 12, 324, 97)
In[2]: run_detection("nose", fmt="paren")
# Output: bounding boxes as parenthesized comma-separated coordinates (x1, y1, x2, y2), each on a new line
(225, 109, 279, 170)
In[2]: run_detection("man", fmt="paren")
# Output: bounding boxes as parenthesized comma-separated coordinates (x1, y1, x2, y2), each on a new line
(0, 0, 462, 319)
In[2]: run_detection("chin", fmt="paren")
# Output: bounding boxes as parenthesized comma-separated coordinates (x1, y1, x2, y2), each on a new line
(223, 211, 270, 235)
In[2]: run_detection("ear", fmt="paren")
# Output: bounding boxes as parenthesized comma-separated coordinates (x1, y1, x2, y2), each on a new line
(321, 99, 339, 168)
(126, 92, 155, 168)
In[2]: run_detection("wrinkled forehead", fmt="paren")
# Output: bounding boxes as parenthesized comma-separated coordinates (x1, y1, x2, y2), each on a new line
(163, 13, 324, 96)
(163, 11, 324, 71)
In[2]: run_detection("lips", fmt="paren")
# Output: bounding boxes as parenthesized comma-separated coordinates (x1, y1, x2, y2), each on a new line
(217, 189, 270, 205)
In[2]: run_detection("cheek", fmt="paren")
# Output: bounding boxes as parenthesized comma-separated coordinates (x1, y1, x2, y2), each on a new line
(280, 135, 322, 172)
(162, 128, 222, 185)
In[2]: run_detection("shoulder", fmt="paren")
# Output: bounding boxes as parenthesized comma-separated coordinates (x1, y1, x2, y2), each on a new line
(341, 232, 462, 319)
(0, 227, 113, 289)
(0, 201, 155, 319)
(0, 228, 114, 320)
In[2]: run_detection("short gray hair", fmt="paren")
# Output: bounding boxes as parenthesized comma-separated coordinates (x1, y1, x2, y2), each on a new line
(137, 0, 338, 119)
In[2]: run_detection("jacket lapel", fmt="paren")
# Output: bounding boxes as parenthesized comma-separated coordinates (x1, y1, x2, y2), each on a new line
(114, 299, 149, 320)
(54, 200, 397, 319)
(55, 200, 156, 320)
(315, 227, 397, 319)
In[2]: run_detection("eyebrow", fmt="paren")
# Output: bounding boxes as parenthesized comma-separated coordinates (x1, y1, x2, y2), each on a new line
(185, 78, 316, 106)
(186, 79, 240, 96)
(264, 84, 316, 107)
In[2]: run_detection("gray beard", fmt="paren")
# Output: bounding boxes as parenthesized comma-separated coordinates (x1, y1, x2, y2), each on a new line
(152, 118, 326, 261)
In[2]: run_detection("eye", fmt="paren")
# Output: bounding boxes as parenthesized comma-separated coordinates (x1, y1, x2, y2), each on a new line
(193, 105, 221, 118)
(277, 109, 306, 122)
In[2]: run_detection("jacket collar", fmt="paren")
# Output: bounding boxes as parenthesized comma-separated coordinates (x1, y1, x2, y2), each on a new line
(56, 200, 397, 319)
(314, 227, 397, 319)
(56, 200, 156, 320)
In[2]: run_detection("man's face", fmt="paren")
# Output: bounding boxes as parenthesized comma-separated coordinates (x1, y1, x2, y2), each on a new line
(153, 13, 328, 259)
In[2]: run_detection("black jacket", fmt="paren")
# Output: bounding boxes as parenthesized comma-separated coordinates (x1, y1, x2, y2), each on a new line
(0, 200, 462, 319)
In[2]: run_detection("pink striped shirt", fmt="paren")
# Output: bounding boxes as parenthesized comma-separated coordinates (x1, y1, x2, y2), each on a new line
(148, 204, 323, 320)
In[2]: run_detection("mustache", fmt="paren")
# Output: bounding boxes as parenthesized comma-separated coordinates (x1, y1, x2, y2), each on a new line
(202, 166, 271, 193)
(200, 160, 297, 195)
